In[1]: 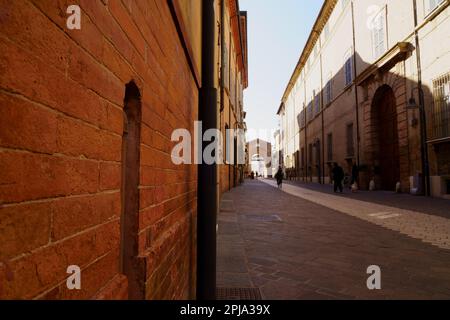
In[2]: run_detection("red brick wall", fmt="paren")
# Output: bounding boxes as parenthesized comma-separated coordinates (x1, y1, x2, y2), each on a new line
(0, 0, 197, 299)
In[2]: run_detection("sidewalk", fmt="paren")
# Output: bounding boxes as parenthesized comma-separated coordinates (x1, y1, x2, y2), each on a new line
(263, 179, 450, 250)
(283, 179, 450, 219)
(217, 180, 450, 300)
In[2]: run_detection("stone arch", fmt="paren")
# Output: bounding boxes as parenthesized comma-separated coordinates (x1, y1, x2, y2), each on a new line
(362, 67, 410, 191)
(369, 84, 400, 191)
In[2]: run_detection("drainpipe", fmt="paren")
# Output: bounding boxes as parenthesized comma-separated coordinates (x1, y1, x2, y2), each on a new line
(319, 38, 325, 185)
(413, 0, 431, 196)
(351, 1, 361, 169)
(304, 77, 309, 182)
(197, 0, 218, 300)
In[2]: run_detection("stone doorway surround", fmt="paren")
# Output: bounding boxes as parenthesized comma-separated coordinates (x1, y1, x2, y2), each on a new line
(358, 46, 413, 193)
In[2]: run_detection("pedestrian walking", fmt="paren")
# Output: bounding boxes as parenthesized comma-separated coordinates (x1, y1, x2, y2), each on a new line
(275, 166, 283, 189)
(332, 162, 345, 193)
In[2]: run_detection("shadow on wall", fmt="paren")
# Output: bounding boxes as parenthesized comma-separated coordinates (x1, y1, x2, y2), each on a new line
(286, 48, 445, 194)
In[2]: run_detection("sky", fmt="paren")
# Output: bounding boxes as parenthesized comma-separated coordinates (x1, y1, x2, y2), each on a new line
(239, 0, 323, 142)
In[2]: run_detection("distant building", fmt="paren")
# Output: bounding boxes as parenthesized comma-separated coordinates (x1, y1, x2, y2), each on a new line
(219, 3, 248, 194)
(272, 130, 281, 176)
(278, 0, 450, 198)
(247, 139, 272, 177)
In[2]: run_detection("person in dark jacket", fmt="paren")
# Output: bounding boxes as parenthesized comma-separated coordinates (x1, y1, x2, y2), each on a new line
(275, 166, 283, 189)
(332, 162, 345, 193)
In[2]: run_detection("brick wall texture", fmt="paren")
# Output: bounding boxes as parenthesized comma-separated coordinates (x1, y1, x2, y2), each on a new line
(0, 0, 197, 299)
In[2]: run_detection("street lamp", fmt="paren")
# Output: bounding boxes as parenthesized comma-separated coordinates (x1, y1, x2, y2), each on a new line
(407, 86, 430, 195)
(407, 87, 422, 109)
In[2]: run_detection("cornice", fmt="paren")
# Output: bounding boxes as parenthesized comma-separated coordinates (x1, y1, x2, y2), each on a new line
(280, 0, 338, 104)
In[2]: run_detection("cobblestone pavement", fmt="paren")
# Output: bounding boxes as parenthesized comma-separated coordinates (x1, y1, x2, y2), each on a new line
(217, 180, 450, 300)
(263, 179, 450, 250)
(284, 179, 450, 219)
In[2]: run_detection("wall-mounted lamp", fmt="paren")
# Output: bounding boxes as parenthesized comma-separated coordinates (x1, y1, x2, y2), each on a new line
(407, 87, 422, 109)
(407, 96, 419, 109)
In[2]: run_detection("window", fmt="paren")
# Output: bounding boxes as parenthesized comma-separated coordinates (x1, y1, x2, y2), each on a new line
(344, 51, 353, 86)
(346, 123, 355, 157)
(222, 43, 229, 90)
(325, 78, 332, 105)
(327, 133, 333, 162)
(371, 8, 387, 59)
(307, 101, 313, 122)
(315, 139, 321, 167)
(230, 58, 236, 107)
(430, 72, 450, 140)
(342, 0, 349, 10)
(308, 143, 313, 166)
(323, 22, 330, 40)
(425, 0, 445, 15)
(225, 124, 230, 164)
(295, 151, 300, 170)
(314, 92, 321, 115)
(301, 147, 305, 168)
(299, 109, 306, 129)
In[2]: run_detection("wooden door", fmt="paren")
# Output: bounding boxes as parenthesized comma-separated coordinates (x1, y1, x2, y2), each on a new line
(377, 87, 400, 191)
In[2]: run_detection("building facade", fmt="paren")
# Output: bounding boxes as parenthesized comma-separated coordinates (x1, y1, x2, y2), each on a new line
(272, 130, 281, 177)
(0, 0, 247, 299)
(277, 0, 450, 198)
(219, 2, 248, 194)
(247, 139, 272, 178)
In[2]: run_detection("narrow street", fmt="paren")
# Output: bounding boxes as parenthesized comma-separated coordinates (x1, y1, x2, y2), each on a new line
(217, 180, 450, 300)
(2, 0, 450, 306)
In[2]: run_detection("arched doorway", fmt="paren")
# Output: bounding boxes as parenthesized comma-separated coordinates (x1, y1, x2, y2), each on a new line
(372, 85, 400, 191)
(251, 154, 265, 177)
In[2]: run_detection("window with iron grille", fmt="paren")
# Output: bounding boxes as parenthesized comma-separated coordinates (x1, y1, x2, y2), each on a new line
(430, 72, 450, 141)
(346, 123, 354, 157)
(327, 133, 333, 162)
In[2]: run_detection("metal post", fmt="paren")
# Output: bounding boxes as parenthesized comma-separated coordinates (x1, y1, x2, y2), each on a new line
(197, 0, 219, 300)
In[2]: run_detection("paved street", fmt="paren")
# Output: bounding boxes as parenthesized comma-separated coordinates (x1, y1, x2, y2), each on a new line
(217, 180, 450, 299)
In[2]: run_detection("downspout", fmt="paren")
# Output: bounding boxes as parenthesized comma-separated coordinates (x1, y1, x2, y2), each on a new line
(351, 1, 361, 168)
(413, 0, 431, 196)
(226, 3, 232, 191)
(319, 38, 325, 185)
(197, 0, 218, 300)
(304, 76, 309, 182)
